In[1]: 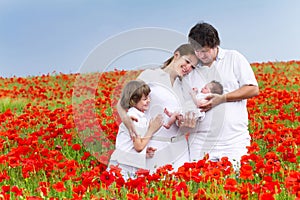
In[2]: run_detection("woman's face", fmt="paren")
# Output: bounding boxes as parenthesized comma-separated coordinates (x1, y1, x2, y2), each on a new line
(174, 53, 198, 77)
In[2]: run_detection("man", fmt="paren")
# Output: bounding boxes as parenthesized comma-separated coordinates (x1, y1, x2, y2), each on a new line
(185, 22, 259, 170)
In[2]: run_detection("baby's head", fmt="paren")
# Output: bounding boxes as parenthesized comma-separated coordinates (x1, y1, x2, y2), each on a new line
(201, 80, 223, 94)
(120, 80, 151, 111)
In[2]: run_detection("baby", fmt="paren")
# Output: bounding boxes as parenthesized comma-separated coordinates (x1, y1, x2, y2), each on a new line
(164, 80, 223, 129)
(191, 80, 223, 107)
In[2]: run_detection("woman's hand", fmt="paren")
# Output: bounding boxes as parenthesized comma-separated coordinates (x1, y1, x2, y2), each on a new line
(178, 111, 197, 128)
(117, 99, 138, 138)
(123, 115, 138, 139)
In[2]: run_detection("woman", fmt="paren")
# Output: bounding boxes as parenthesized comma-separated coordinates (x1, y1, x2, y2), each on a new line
(117, 43, 199, 173)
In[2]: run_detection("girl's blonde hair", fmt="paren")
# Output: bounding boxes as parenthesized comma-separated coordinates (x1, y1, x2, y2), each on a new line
(120, 80, 151, 109)
(162, 43, 196, 69)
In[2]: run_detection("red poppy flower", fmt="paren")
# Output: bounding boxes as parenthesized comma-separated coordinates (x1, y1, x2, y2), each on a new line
(72, 184, 87, 195)
(52, 181, 66, 192)
(100, 171, 115, 187)
(285, 171, 300, 195)
(239, 164, 254, 180)
(259, 193, 275, 200)
(72, 144, 81, 151)
(135, 168, 150, 177)
(11, 186, 23, 196)
(81, 151, 91, 160)
(27, 197, 44, 200)
(0, 171, 10, 182)
(127, 193, 139, 200)
(224, 178, 238, 192)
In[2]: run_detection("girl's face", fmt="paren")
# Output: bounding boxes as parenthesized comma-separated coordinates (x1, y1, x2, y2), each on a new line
(174, 53, 198, 77)
(135, 94, 150, 112)
(194, 46, 218, 66)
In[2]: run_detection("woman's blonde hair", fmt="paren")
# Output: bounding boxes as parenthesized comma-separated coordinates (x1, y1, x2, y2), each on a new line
(162, 43, 196, 69)
(120, 80, 151, 109)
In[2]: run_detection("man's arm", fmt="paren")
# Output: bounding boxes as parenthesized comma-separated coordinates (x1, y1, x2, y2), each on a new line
(225, 85, 259, 102)
(200, 85, 259, 112)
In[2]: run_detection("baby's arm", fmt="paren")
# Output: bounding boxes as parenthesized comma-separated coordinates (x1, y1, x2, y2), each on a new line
(190, 88, 202, 107)
(163, 108, 182, 129)
(190, 89, 210, 108)
(133, 114, 163, 152)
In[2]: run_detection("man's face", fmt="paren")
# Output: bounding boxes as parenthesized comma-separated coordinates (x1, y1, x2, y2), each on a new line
(194, 46, 217, 66)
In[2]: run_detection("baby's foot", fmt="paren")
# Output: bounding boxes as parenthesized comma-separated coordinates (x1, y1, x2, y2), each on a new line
(163, 123, 171, 129)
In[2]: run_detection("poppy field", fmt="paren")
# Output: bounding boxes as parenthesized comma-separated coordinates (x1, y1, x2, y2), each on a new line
(0, 60, 299, 199)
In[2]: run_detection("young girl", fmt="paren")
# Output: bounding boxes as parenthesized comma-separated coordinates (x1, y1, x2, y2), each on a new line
(108, 80, 163, 180)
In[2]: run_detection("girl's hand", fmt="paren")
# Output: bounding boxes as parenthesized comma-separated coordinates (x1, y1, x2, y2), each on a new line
(148, 114, 163, 134)
(146, 147, 157, 158)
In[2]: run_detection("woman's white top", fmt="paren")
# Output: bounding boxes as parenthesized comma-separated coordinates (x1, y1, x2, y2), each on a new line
(137, 68, 192, 172)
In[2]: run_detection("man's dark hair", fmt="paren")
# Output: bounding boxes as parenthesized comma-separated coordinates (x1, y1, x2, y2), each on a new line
(188, 22, 220, 50)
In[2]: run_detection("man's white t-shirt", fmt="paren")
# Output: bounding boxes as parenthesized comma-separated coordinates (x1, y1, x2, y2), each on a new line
(183, 47, 258, 151)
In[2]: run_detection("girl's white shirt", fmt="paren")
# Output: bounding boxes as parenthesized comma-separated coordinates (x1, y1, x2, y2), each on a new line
(110, 107, 148, 169)
(127, 107, 148, 138)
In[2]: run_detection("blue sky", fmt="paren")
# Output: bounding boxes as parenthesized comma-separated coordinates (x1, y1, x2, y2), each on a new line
(1, 0, 300, 77)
